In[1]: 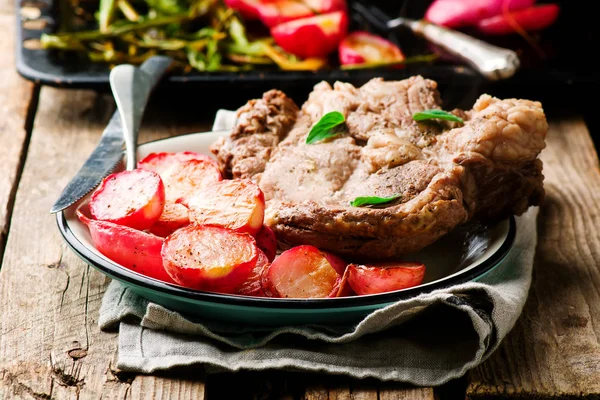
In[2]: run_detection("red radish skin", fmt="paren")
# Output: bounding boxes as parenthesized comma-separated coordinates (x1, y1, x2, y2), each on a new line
(148, 202, 190, 237)
(476, 4, 560, 35)
(271, 11, 349, 59)
(236, 250, 270, 297)
(255, 225, 277, 262)
(338, 31, 405, 66)
(264, 245, 341, 298)
(321, 251, 347, 276)
(347, 262, 426, 295)
(89, 169, 165, 231)
(137, 151, 219, 174)
(425, 0, 535, 28)
(179, 179, 265, 236)
(77, 209, 176, 284)
(335, 265, 354, 297)
(161, 225, 259, 293)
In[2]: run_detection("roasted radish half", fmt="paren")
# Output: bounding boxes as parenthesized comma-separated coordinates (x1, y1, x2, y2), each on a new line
(148, 158, 221, 236)
(225, 0, 275, 20)
(321, 250, 347, 276)
(476, 4, 560, 35)
(179, 179, 265, 236)
(258, 1, 314, 28)
(148, 202, 190, 238)
(346, 262, 426, 295)
(271, 11, 349, 58)
(424, 0, 535, 28)
(263, 245, 341, 298)
(77, 209, 176, 284)
(89, 169, 165, 231)
(161, 225, 259, 293)
(236, 250, 270, 297)
(338, 31, 405, 66)
(161, 158, 222, 202)
(258, 0, 347, 28)
(137, 151, 219, 174)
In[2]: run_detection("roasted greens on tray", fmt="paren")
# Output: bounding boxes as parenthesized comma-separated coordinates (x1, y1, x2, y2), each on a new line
(39, 0, 559, 72)
(39, 0, 424, 72)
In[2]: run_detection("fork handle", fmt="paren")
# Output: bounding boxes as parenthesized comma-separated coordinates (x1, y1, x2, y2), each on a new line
(409, 20, 520, 80)
(109, 57, 171, 171)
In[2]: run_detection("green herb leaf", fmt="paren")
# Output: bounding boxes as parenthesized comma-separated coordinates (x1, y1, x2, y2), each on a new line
(413, 109, 464, 124)
(350, 194, 401, 207)
(306, 111, 345, 144)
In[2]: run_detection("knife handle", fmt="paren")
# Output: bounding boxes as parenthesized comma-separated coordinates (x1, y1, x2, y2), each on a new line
(409, 20, 520, 80)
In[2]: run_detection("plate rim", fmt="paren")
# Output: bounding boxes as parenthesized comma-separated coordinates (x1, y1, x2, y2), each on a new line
(57, 212, 515, 309)
(56, 131, 517, 310)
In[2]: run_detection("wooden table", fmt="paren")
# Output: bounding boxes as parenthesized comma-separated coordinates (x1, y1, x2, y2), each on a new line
(3, 5, 600, 400)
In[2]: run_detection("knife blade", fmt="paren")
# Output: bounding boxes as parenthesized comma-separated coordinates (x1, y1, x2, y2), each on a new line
(50, 56, 173, 214)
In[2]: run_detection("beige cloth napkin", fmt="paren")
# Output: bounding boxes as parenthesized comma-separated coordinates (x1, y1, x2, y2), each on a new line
(98, 110, 538, 384)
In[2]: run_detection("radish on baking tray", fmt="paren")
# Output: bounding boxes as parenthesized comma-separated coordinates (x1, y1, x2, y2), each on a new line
(77, 151, 427, 299)
(338, 31, 405, 67)
(424, 0, 560, 34)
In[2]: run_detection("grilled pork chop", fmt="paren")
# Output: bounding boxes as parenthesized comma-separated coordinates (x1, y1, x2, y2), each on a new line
(211, 76, 547, 260)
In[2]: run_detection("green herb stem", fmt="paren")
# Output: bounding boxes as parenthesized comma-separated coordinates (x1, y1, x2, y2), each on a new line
(98, 0, 116, 33)
(117, 0, 140, 22)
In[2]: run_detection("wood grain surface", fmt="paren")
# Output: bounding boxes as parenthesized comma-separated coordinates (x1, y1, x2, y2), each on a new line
(2, 1, 600, 395)
(0, 83, 440, 400)
(302, 375, 435, 400)
(467, 117, 600, 399)
(0, 13, 37, 263)
(0, 87, 208, 399)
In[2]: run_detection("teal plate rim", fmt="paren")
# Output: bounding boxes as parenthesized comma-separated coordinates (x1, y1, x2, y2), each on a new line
(56, 211, 516, 309)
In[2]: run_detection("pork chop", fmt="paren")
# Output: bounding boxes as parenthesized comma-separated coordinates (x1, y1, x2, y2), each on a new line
(211, 76, 547, 260)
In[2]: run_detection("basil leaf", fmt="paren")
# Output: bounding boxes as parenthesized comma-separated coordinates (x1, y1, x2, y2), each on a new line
(413, 109, 464, 124)
(350, 194, 401, 207)
(306, 111, 345, 144)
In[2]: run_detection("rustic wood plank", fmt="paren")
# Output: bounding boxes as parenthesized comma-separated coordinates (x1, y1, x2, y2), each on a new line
(467, 117, 600, 398)
(0, 14, 37, 262)
(304, 380, 434, 400)
(304, 385, 328, 400)
(304, 376, 352, 400)
(379, 387, 435, 400)
(350, 388, 378, 400)
(327, 386, 351, 400)
(0, 86, 210, 398)
(129, 375, 206, 399)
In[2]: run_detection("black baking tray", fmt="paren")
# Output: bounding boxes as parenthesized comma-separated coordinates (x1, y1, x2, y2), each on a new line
(15, 0, 600, 94)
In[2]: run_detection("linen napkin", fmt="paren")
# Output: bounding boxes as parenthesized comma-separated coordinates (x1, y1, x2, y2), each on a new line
(98, 110, 538, 385)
